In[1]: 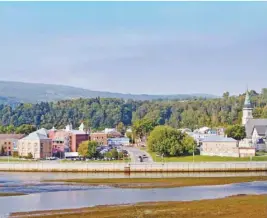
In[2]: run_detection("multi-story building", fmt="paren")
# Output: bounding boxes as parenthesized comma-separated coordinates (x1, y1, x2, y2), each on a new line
(18, 131, 52, 159)
(0, 134, 25, 156)
(200, 135, 255, 157)
(107, 137, 130, 146)
(90, 132, 108, 145)
(49, 123, 89, 156)
(90, 128, 123, 145)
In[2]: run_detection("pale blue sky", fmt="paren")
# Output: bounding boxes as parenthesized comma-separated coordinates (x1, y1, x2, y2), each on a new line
(0, 2, 267, 95)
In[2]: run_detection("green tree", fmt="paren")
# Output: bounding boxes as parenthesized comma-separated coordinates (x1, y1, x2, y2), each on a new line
(126, 131, 135, 143)
(118, 152, 124, 159)
(87, 141, 99, 158)
(78, 140, 89, 157)
(110, 148, 119, 159)
(27, 152, 33, 159)
(225, 125, 246, 141)
(0, 146, 5, 156)
(223, 91, 230, 99)
(116, 122, 125, 135)
(147, 126, 196, 156)
(15, 124, 37, 135)
(182, 134, 197, 155)
(132, 118, 156, 141)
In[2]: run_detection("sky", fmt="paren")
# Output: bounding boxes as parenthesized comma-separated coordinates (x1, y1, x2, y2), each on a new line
(0, 2, 267, 96)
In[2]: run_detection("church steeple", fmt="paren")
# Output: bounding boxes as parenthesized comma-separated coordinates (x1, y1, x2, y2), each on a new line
(244, 89, 252, 109)
(242, 88, 253, 125)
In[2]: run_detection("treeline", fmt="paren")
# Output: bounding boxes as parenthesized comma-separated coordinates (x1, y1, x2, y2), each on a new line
(0, 124, 37, 135)
(0, 89, 267, 130)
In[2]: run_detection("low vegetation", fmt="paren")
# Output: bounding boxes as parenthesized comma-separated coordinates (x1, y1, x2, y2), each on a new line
(0, 192, 26, 197)
(10, 195, 267, 218)
(44, 176, 267, 189)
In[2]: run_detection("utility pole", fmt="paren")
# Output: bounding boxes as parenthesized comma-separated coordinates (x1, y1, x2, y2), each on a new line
(193, 143, 195, 163)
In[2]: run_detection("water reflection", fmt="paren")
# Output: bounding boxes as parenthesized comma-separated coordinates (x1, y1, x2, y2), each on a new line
(0, 181, 267, 215)
(1, 171, 267, 216)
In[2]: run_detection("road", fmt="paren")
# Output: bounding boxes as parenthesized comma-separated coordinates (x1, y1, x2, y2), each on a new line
(122, 146, 153, 163)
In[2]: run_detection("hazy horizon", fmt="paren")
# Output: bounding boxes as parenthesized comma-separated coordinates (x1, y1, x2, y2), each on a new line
(0, 2, 266, 96)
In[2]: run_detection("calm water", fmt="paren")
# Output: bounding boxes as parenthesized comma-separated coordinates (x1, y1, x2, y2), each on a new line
(1, 172, 267, 216)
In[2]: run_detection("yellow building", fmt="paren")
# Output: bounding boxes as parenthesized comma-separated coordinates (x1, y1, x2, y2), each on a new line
(18, 131, 52, 159)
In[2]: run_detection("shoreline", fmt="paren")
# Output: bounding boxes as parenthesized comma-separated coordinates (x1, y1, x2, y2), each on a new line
(2, 161, 267, 173)
(9, 194, 267, 218)
(0, 193, 27, 197)
(44, 176, 267, 189)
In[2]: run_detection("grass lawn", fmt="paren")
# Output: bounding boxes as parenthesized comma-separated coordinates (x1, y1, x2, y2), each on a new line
(147, 150, 267, 162)
(0, 157, 37, 162)
(44, 176, 267, 189)
(10, 194, 267, 218)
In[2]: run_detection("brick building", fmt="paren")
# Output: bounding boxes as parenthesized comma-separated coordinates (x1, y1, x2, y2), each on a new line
(0, 134, 25, 156)
(48, 123, 89, 156)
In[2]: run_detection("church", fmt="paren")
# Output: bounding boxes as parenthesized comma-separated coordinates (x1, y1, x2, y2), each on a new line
(242, 90, 267, 150)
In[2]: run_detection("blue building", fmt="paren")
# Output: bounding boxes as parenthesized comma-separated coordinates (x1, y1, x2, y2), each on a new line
(107, 137, 130, 146)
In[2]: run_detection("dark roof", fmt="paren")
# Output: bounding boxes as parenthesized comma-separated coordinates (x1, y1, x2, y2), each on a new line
(0, 134, 25, 140)
(253, 125, 267, 136)
(245, 119, 267, 138)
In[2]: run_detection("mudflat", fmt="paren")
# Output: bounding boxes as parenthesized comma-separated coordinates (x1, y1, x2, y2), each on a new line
(10, 194, 267, 218)
(44, 176, 267, 188)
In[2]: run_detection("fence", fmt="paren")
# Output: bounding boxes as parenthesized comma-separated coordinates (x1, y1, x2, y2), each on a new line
(1, 162, 267, 172)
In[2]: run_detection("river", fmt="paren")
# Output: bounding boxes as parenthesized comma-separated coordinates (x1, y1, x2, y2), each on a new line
(1, 172, 267, 217)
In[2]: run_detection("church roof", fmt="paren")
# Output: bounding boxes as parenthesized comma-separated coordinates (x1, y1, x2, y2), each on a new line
(253, 125, 267, 136)
(244, 90, 252, 108)
(245, 119, 267, 138)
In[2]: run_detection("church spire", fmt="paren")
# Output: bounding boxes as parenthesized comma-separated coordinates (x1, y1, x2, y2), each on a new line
(244, 89, 252, 109)
(242, 88, 253, 125)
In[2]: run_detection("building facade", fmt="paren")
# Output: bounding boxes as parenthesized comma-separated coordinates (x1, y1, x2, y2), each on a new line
(0, 134, 25, 156)
(200, 135, 256, 157)
(18, 132, 52, 159)
(201, 136, 240, 157)
(107, 137, 130, 146)
(49, 124, 89, 156)
(90, 132, 108, 145)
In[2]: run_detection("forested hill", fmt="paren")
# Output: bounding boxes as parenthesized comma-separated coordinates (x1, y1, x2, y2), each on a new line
(1, 89, 267, 130)
(0, 81, 216, 104)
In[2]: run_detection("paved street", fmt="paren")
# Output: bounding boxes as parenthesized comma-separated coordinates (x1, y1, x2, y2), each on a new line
(122, 146, 153, 163)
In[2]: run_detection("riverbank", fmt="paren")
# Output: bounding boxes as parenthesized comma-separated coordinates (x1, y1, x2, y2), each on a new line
(10, 194, 267, 218)
(0, 193, 26, 197)
(44, 176, 267, 188)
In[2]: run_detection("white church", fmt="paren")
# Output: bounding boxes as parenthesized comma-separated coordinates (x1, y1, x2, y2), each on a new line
(241, 90, 267, 151)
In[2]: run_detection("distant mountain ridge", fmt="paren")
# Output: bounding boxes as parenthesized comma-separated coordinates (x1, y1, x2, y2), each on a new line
(0, 81, 218, 104)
